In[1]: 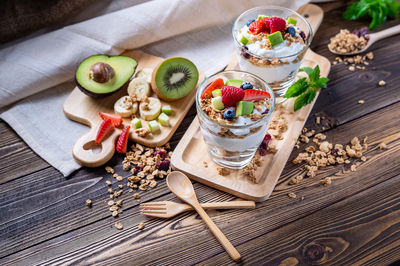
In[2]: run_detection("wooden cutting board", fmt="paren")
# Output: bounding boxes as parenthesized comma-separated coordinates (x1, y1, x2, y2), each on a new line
(171, 4, 331, 201)
(63, 50, 204, 167)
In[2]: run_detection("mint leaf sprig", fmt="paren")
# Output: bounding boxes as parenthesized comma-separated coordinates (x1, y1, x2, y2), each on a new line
(284, 65, 329, 111)
(343, 0, 400, 30)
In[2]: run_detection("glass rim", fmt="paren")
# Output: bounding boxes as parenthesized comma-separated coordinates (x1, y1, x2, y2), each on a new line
(232, 5, 313, 60)
(195, 70, 275, 129)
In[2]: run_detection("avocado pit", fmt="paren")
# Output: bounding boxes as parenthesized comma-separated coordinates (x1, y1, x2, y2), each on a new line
(89, 62, 115, 83)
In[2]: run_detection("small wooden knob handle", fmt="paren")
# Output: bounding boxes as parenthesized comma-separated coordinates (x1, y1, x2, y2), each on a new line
(72, 125, 119, 167)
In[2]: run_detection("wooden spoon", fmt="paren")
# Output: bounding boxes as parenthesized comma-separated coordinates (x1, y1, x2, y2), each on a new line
(166, 171, 241, 261)
(329, 24, 400, 56)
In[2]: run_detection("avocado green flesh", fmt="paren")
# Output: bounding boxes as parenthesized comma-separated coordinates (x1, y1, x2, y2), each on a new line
(76, 55, 137, 95)
(154, 57, 199, 99)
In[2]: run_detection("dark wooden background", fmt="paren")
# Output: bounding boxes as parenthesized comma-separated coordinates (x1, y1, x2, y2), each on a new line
(1, 1, 400, 265)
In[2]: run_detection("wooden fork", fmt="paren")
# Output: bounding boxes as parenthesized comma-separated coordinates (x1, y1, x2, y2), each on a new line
(140, 200, 255, 218)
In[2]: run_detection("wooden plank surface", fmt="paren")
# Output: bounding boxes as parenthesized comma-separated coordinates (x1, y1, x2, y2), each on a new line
(1, 1, 400, 265)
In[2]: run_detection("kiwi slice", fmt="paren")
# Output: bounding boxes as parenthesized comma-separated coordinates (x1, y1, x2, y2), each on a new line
(151, 57, 199, 101)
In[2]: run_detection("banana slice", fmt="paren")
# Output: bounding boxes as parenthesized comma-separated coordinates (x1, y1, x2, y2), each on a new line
(127, 77, 151, 99)
(135, 68, 153, 84)
(139, 97, 161, 121)
(114, 96, 138, 118)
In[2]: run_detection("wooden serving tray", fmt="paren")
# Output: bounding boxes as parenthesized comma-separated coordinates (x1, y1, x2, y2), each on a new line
(63, 50, 203, 167)
(171, 4, 331, 201)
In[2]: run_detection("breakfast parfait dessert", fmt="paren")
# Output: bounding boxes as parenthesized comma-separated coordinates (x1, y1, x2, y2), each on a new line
(233, 6, 313, 96)
(196, 70, 275, 169)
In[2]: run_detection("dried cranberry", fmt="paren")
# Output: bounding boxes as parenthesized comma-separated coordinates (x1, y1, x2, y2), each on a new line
(154, 150, 167, 159)
(258, 134, 271, 156)
(353, 27, 369, 37)
(135, 165, 144, 172)
(331, 148, 338, 157)
(240, 50, 250, 59)
(262, 108, 269, 115)
(157, 160, 170, 171)
(300, 31, 306, 42)
(259, 147, 266, 156)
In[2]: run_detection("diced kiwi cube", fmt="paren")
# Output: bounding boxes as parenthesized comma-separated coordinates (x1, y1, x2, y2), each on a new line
(268, 31, 284, 47)
(211, 96, 225, 110)
(225, 79, 243, 88)
(257, 15, 267, 20)
(148, 120, 160, 133)
(131, 118, 142, 129)
(212, 89, 221, 97)
(236, 101, 254, 116)
(162, 105, 172, 116)
(240, 35, 249, 45)
(287, 17, 297, 26)
(158, 113, 170, 126)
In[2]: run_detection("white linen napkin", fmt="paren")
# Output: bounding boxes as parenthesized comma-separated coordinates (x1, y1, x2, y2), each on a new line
(0, 0, 308, 176)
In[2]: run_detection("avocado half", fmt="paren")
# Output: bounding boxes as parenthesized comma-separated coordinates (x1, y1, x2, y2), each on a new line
(75, 55, 137, 97)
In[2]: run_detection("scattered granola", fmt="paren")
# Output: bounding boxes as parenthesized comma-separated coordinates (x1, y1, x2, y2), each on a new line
(378, 142, 387, 150)
(320, 177, 332, 187)
(288, 192, 297, 199)
(105, 166, 114, 174)
(241, 155, 263, 183)
(378, 80, 386, 86)
(114, 221, 123, 230)
(86, 199, 92, 207)
(358, 100, 365, 104)
(332, 52, 373, 71)
(292, 133, 369, 185)
(138, 223, 145, 230)
(203, 161, 208, 168)
(217, 167, 230, 176)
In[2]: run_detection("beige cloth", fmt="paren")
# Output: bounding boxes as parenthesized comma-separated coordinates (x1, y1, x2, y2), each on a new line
(0, 0, 308, 176)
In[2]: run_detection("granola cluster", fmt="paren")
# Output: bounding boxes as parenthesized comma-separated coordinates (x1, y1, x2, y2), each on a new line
(241, 155, 263, 183)
(328, 29, 368, 54)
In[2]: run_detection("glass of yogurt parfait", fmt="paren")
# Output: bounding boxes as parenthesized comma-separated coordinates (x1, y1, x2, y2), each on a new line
(232, 6, 313, 98)
(196, 70, 275, 169)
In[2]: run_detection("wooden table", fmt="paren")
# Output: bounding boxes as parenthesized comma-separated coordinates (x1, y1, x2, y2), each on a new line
(1, 1, 400, 265)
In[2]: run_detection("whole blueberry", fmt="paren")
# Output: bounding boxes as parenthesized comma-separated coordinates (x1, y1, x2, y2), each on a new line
(241, 82, 253, 90)
(287, 26, 296, 37)
(224, 108, 236, 121)
(246, 19, 255, 27)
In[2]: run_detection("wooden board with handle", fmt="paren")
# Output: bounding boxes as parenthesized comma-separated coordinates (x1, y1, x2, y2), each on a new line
(171, 4, 331, 201)
(63, 50, 203, 167)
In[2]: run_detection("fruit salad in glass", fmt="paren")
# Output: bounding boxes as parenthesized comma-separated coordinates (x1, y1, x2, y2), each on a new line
(196, 70, 275, 169)
(233, 6, 313, 97)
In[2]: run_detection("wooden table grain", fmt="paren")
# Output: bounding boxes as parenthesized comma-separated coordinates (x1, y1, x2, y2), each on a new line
(1, 1, 400, 265)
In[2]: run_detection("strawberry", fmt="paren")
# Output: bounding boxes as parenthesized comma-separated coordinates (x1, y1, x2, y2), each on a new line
(260, 17, 271, 33)
(269, 17, 286, 33)
(116, 125, 130, 153)
(242, 89, 271, 102)
(99, 112, 123, 127)
(221, 86, 244, 106)
(95, 119, 114, 144)
(248, 20, 266, 35)
(201, 78, 224, 99)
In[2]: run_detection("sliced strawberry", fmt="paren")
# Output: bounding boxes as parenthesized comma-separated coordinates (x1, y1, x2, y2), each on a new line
(95, 119, 114, 144)
(249, 20, 266, 35)
(99, 112, 123, 127)
(242, 89, 271, 102)
(116, 125, 130, 153)
(269, 17, 286, 33)
(201, 78, 224, 99)
(221, 86, 245, 106)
